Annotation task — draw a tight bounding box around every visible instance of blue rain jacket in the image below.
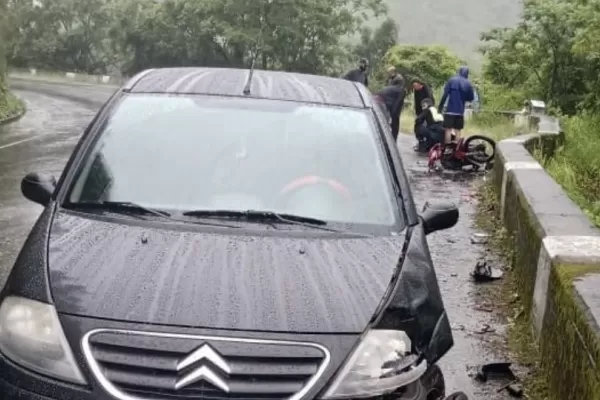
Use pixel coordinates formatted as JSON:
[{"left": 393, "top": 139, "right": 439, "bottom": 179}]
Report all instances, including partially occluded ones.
[{"left": 438, "top": 66, "right": 474, "bottom": 115}]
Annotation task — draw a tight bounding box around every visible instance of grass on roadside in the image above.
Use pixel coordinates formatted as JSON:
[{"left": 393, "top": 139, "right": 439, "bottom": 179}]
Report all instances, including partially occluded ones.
[
  {"left": 0, "top": 91, "right": 25, "bottom": 123},
  {"left": 475, "top": 182, "right": 550, "bottom": 400},
  {"left": 535, "top": 113, "right": 600, "bottom": 228},
  {"left": 399, "top": 109, "right": 530, "bottom": 142}
]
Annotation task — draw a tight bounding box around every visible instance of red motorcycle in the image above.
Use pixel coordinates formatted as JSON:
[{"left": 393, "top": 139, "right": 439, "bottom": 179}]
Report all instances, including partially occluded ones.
[{"left": 428, "top": 134, "right": 496, "bottom": 172}]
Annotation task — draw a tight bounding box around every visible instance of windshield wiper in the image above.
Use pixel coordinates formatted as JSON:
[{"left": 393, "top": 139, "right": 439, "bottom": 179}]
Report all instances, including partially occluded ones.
[
  {"left": 69, "top": 201, "right": 172, "bottom": 217},
  {"left": 67, "top": 201, "right": 240, "bottom": 228},
  {"left": 183, "top": 209, "right": 354, "bottom": 234}
]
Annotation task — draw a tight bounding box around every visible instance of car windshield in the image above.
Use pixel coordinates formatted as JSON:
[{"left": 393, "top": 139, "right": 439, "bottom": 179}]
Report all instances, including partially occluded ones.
[{"left": 66, "top": 94, "right": 401, "bottom": 228}]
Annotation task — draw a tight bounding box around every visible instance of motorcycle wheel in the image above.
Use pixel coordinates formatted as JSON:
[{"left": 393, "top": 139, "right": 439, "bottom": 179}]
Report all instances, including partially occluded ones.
[
  {"left": 421, "top": 364, "right": 446, "bottom": 400},
  {"left": 464, "top": 135, "right": 496, "bottom": 164}
]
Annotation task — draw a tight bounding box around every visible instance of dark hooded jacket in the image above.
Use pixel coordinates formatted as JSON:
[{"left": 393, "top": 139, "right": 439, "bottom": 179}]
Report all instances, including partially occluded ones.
[
  {"left": 342, "top": 68, "right": 369, "bottom": 87},
  {"left": 438, "top": 66, "right": 474, "bottom": 115},
  {"left": 413, "top": 81, "right": 435, "bottom": 116},
  {"left": 376, "top": 77, "right": 406, "bottom": 118}
]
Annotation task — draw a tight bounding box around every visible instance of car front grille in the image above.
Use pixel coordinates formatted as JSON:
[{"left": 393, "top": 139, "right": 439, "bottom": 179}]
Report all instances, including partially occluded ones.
[{"left": 82, "top": 329, "right": 329, "bottom": 400}]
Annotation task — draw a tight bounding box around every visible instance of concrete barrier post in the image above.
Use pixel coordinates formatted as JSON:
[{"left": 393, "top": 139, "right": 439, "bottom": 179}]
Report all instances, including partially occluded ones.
[
  {"left": 464, "top": 108, "right": 473, "bottom": 121},
  {"left": 533, "top": 236, "right": 600, "bottom": 335}
]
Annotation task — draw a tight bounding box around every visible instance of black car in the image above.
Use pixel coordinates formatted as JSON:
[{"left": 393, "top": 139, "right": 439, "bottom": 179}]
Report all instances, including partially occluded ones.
[{"left": 0, "top": 67, "right": 459, "bottom": 400}]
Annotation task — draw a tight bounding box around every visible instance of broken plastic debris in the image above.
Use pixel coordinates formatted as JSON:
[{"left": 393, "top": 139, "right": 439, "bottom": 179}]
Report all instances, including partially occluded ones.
[
  {"left": 472, "top": 260, "right": 504, "bottom": 282},
  {"left": 474, "top": 305, "right": 493, "bottom": 312},
  {"left": 470, "top": 233, "right": 489, "bottom": 244},
  {"left": 475, "top": 362, "right": 516, "bottom": 383},
  {"left": 507, "top": 383, "right": 524, "bottom": 397},
  {"left": 473, "top": 324, "right": 496, "bottom": 334}
]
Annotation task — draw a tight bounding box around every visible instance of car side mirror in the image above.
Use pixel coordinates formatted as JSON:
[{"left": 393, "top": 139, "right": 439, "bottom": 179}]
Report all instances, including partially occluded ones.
[
  {"left": 421, "top": 201, "right": 459, "bottom": 235},
  {"left": 21, "top": 172, "right": 57, "bottom": 206}
]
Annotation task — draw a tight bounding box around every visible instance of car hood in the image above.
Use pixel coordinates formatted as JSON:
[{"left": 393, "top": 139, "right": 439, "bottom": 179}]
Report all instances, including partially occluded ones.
[{"left": 47, "top": 212, "right": 404, "bottom": 333}]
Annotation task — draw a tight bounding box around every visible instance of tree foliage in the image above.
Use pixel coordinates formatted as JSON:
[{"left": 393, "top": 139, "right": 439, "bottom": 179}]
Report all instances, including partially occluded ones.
[
  {"left": 353, "top": 17, "right": 398, "bottom": 76},
  {"left": 380, "top": 44, "right": 463, "bottom": 88},
  {"left": 5, "top": 0, "right": 390, "bottom": 76},
  {"left": 480, "top": 0, "right": 600, "bottom": 115},
  {"left": 0, "top": 0, "right": 11, "bottom": 101}
]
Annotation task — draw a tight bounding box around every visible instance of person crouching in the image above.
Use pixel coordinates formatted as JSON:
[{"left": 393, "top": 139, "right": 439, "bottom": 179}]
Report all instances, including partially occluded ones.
[{"left": 414, "top": 98, "right": 445, "bottom": 152}]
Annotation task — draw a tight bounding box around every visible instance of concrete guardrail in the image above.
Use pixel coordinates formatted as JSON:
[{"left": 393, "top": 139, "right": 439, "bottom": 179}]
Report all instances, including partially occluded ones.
[{"left": 492, "top": 106, "right": 600, "bottom": 399}]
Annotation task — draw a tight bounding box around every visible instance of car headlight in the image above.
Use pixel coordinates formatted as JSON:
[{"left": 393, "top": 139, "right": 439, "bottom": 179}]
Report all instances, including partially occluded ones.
[
  {"left": 322, "top": 330, "right": 427, "bottom": 399},
  {"left": 0, "top": 296, "right": 87, "bottom": 384}
]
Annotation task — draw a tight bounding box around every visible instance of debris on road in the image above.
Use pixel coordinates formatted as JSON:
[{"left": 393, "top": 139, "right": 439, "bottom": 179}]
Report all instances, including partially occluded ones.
[
  {"left": 473, "top": 304, "right": 494, "bottom": 312},
  {"left": 475, "top": 362, "right": 516, "bottom": 383},
  {"left": 470, "top": 232, "right": 490, "bottom": 244},
  {"left": 472, "top": 260, "right": 504, "bottom": 282},
  {"left": 496, "top": 381, "right": 524, "bottom": 398},
  {"left": 474, "top": 324, "right": 496, "bottom": 334},
  {"left": 451, "top": 323, "right": 466, "bottom": 331},
  {"left": 506, "top": 383, "right": 524, "bottom": 397}
]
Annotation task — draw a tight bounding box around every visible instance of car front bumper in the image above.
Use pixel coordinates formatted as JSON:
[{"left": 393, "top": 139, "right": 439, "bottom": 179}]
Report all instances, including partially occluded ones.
[
  {"left": 0, "top": 330, "right": 433, "bottom": 400},
  {"left": 0, "top": 359, "right": 432, "bottom": 400},
  {"left": 1, "top": 378, "right": 55, "bottom": 400}
]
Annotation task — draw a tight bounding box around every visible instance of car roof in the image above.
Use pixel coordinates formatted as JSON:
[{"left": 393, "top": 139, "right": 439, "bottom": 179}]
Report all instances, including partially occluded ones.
[{"left": 123, "top": 67, "right": 369, "bottom": 108}]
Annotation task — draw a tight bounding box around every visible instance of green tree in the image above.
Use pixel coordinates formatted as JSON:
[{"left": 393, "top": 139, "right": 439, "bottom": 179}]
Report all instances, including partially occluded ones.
[
  {"left": 380, "top": 44, "right": 463, "bottom": 88},
  {"left": 112, "top": 0, "right": 387, "bottom": 75},
  {"left": 480, "top": 0, "right": 597, "bottom": 115},
  {"left": 9, "top": 0, "right": 119, "bottom": 74},
  {"left": 6, "top": 0, "right": 389, "bottom": 77},
  {"left": 353, "top": 18, "right": 398, "bottom": 76},
  {"left": 0, "top": 0, "right": 24, "bottom": 120},
  {"left": 0, "top": 0, "right": 10, "bottom": 102}
]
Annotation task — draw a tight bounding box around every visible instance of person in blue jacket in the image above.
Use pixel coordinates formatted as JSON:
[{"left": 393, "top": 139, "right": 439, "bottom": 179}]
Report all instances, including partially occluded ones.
[{"left": 438, "top": 66, "right": 474, "bottom": 146}]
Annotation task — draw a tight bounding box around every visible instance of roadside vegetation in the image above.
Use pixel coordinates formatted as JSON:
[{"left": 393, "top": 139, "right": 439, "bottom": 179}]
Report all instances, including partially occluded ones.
[
  {"left": 481, "top": 0, "right": 600, "bottom": 226},
  {"left": 475, "top": 183, "right": 550, "bottom": 399},
  {"left": 537, "top": 114, "right": 600, "bottom": 227},
  {"left": 0, "top": 0, "right": 24, "bottom": 123}
]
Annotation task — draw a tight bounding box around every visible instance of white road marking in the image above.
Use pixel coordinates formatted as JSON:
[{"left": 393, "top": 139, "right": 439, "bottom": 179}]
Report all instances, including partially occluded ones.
[{"left": 0, "top": 136, "right": 41, "bottom": 151}]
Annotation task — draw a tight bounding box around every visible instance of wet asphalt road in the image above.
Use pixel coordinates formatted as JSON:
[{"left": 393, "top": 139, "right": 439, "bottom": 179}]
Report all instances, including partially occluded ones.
[{"left": 0, "top": 80, "right": 511, "bottom": 399}]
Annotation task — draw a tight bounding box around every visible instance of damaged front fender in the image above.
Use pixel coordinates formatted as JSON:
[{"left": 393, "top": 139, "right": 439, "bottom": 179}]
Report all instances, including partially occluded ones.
[{"left": 373, "top": 222, "right": 453, "bottom": 364}]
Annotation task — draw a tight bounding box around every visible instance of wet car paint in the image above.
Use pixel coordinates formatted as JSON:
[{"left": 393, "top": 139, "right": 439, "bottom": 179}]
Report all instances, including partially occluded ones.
[
  {"left": 48, "top": 211, "right": 403, "bottom": 332},
  {"left": 1, "top": 81, "right": 513, "bottom": 398}
]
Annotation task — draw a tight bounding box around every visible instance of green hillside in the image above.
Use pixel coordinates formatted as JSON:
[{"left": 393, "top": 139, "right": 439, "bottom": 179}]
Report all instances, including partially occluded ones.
[{"left": 384, "top": 0, "right": 523, "bottom": 68}]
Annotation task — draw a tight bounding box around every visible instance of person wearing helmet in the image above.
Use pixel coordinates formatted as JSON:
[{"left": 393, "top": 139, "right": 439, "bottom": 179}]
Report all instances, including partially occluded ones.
[
  {"left": 414, "top": 97, "right": 444, "bottom": 152},
  {"left": 342, "top": 58, "right": 370, "bottom": 87}
]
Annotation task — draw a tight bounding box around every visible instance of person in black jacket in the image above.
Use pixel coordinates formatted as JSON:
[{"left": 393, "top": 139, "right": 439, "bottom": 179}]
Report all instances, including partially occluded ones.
[
  {"left": 413, "top": 98, "right": 445, "bottom": 152},
  {"left": 342, "top": 58, "right": 369, "bottom": 87},
  {"left": 376, "top": 75, "right": 406, "bottom": 141},
  {"left": 386, "top": 66, "right": 399, "bottom": 85},
  {"left": 411, "top": 78, "right": 435, "bottom": 116}
]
